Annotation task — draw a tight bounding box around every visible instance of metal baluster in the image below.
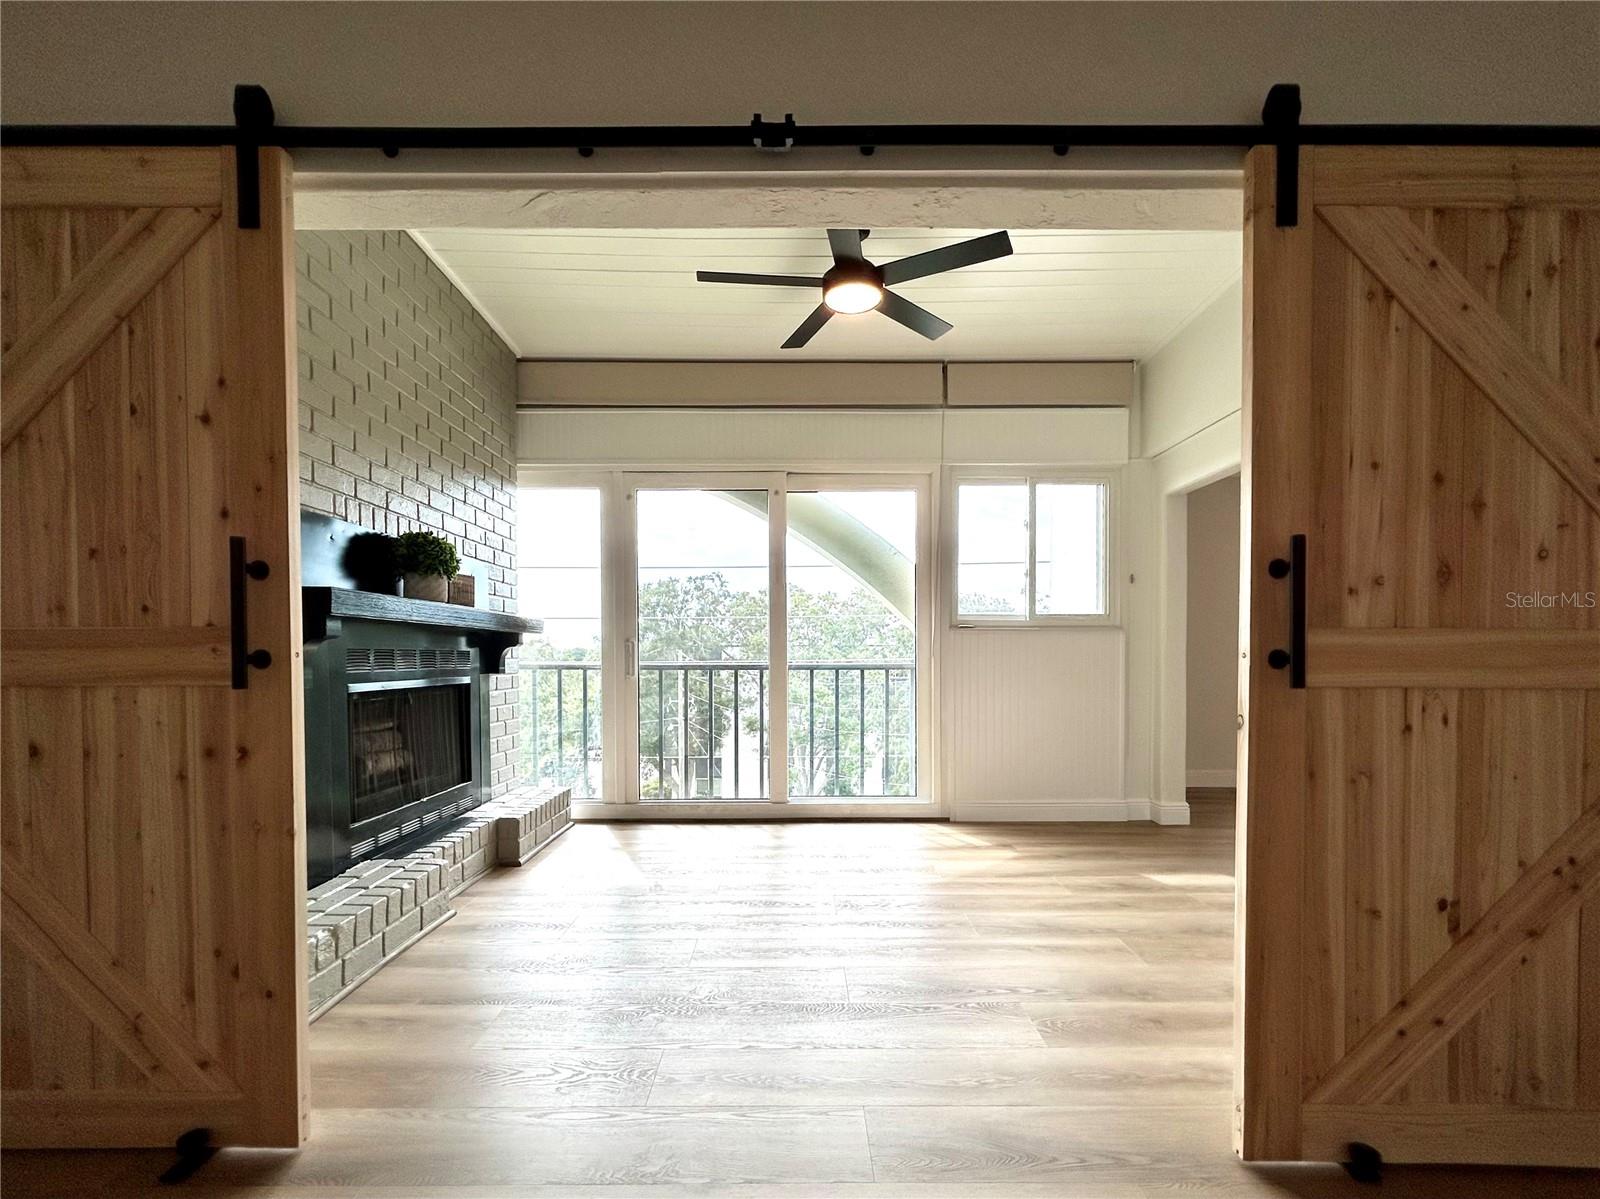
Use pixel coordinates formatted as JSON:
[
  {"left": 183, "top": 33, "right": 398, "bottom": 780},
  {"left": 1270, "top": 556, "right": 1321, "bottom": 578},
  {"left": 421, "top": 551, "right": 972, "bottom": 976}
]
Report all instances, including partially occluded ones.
[
  {"left": 534, "top": 662, "right": 547, "bottom": 784},
  {"left": 656, "top": 669, "right": 665, "bottom": 797},
  {"left": 833, "top": 667, "right": 841, "bottom": 796},
  {"left": 758, "top": 667, "right": 766, "bottom": 798},
  {"left": 882, "top": 667, "right": 891, "bottom": 794},
  {"left": 556, "top": 668, "right": 565, "bottom": 786},
  {"left": 679, "top": 668, "right": 689, "bottom": 799},
  {"left": 906, "top": 668, "right": 915, "bottom": 793},
  {"left": 858, "top": 668, "right": 866, "bottom": 796},
  {"left": 580, "top": 666, "right": 590, "bottom": 797},
  {"left": 807, "top": 669, "right": 816, "bottom": 795},
  {"left": 706, "top": 667, "right": 716, "bottom": 798},
  {"left": 732, "top": 667, "right": 740, "bottom": 798}
]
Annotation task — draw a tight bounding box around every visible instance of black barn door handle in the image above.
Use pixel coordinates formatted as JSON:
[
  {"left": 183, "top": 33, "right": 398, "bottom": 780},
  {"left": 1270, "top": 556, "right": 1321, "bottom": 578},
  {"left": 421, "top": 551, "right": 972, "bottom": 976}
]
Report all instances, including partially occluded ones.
[
  {"left": 1266, "top": 533, "right": 1307, "bottom": 690},
  {"left": 229, "top": 535, "right": 273, "bottom": 689}
]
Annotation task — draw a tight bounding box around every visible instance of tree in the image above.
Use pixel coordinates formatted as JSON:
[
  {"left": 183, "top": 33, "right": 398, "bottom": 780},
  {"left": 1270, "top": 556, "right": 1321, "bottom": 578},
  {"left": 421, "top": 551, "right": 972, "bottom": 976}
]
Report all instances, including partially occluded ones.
[{"left": 520, "top": 572, "right": 918, "bottom": 798}]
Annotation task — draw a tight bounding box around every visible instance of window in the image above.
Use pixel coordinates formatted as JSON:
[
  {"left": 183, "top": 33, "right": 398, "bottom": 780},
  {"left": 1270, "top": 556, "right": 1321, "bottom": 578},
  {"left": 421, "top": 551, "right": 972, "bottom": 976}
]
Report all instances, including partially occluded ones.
[
  {"left": 518, "top": 486, "right": 604, "bottom": 798},
  {"left": 515, "top": 472, "right": 933, "bottom": 808},
  {"left": 954, "top": 477, "right": 1110, "bottom": 623}
]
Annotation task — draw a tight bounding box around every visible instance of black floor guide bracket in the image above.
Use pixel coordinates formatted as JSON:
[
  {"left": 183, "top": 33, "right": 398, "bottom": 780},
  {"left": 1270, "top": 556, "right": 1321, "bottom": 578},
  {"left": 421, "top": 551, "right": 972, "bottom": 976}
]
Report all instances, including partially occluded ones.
[
  {"left": 158, "top": 1127, "right": 217, "bottom": 1185},
  {"left": 1342, "top": 1141, "right": 1384, "bottom": 1185}
]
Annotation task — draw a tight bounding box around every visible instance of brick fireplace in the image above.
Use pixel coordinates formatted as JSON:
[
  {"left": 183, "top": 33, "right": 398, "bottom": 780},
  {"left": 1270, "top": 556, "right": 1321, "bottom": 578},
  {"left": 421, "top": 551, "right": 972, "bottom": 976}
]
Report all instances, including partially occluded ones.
[
  {"left": 298, "top": 509, "right": 571, "bottom": 1016},
  {"left": 300, "top": 510, "right": 537, "bottom": 886}
]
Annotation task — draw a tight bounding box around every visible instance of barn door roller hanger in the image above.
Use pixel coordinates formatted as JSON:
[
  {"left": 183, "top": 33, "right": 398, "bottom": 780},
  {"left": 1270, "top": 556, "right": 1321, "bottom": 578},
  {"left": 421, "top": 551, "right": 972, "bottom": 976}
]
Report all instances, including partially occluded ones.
[{"left": 6, "top": 83, "right": 1596, "bottom": 230}]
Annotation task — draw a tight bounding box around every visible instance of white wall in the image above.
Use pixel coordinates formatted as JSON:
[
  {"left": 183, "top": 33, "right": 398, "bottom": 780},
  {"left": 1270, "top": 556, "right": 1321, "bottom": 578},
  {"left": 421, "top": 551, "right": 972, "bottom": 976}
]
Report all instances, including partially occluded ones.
[
  {"left": 5, "top": 3, "right": 1595, "bottom": 126},
  {"left": 1125, "top": 276, "right": 1247, "bottom": 825},
  {"left": 513, "top": 344, "right": 1248, "bottom": 827},
  {"left": 1186, "top": 474, "right": 1241, "bottom": 787},
  {"left": 1140, "top": 278, "right": 1244, "bottom": 458},
  {"left": 516, "top": 407, "right": 1131, "bottom": 472},
  {"left": 519, "top": 361, "right": 1135, "bottom": 408},
  {"left": 518, "top": 404, "right": 1145, "bottom": 820}
]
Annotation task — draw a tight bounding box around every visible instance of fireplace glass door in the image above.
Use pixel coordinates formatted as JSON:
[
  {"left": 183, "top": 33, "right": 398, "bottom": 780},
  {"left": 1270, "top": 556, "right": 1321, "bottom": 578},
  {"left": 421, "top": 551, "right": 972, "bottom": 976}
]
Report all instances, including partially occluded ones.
[{"left": 348, "top": 681, "right": 472, "bottom": 826}]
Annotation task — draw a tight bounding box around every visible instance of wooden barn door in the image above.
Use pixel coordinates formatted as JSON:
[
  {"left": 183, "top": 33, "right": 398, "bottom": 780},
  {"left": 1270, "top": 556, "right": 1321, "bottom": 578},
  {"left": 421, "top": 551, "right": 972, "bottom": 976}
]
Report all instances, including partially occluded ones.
[
  {"left": 1237, "top": 145, "right": 1600, "bottom": 1165},
  {"left": 0, "top": 148, "right": 306, "bottom": 1147}
]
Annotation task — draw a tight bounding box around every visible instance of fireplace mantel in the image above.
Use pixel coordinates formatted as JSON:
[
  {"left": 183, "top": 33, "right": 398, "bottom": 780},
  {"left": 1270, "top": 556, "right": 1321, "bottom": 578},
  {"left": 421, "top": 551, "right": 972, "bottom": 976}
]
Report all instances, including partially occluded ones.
[{"left": 302, "top": 587, "right": 542, "bottom": 673}]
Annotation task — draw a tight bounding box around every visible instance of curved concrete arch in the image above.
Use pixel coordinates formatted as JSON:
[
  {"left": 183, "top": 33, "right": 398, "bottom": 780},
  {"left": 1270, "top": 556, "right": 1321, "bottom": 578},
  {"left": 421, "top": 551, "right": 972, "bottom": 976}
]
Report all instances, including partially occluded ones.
[{"left": 719, "top": 491, "right": 913, "bottom": 624}]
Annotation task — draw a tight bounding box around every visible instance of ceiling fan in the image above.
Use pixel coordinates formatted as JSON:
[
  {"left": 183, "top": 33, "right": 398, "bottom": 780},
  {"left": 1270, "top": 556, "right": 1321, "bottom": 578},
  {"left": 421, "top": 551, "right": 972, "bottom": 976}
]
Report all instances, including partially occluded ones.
[{"left": 695, "top": 229, "right": 1014, "bottom": 349}]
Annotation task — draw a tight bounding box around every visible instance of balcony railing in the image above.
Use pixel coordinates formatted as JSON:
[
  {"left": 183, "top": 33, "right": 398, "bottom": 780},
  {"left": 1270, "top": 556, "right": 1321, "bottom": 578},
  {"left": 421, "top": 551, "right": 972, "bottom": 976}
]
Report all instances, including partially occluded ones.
[{"left": 520, "top": 660, "right": 915, "bottom": 800}]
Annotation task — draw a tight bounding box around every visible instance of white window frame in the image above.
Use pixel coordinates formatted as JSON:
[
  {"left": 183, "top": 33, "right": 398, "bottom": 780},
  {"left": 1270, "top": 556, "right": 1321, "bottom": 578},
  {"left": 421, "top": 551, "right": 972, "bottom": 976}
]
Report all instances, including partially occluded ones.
[
  {"left": 517, "top": 466, "right": 939, "bottom": 815},
  {"left": 784, "top": 472, "right": 934, "bottom": 809},
  {"left": 515, "top": 469, "right": 623, "bottom": 802},
  {"left": 946, "top": 469, "right": 1119, "bottom": 629}
]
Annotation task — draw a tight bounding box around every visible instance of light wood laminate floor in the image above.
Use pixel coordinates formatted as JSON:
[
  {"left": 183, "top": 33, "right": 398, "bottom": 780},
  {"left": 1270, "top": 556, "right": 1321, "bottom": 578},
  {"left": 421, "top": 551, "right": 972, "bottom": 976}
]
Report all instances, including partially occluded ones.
[{"left": 5, "top": 794, "right": 1594, "bottom": 1196}]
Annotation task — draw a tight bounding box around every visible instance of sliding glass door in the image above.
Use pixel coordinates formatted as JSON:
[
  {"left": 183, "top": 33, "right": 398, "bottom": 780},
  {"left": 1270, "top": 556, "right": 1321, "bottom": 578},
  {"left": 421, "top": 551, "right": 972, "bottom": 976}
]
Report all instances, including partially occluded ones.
[
  {"left": 633, "top": 480, "right": 774, "bottom": 800},
  {"left": 518, "top": 484, "right": 604, "bottom": 798},
  {"left": 785, "top": 483, "right": 921, "bottom": 799},
  {"left": 519, "top": 470, "right": 931, "bottom": 810}
]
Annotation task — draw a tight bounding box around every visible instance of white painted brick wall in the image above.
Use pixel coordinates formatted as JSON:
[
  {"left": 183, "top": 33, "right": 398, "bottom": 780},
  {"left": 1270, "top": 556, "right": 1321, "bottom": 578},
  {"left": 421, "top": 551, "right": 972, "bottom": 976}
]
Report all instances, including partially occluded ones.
[{"left": 295, "top": 231, "right": 522, "bottom": 795}]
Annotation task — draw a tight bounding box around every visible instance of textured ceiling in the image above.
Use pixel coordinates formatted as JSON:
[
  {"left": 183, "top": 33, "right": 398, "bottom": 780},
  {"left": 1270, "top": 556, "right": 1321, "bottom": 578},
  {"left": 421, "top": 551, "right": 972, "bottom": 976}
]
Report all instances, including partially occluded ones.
[{"left": 413, "top": 227, "right": 1241, "bottom": 361}]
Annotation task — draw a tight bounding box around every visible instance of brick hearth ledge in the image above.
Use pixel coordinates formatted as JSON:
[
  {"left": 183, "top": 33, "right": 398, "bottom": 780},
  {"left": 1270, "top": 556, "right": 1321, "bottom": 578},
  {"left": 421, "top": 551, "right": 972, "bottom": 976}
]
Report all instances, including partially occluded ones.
[{"left": 304, "top": 784, "right": 572, "bottom": 1018}]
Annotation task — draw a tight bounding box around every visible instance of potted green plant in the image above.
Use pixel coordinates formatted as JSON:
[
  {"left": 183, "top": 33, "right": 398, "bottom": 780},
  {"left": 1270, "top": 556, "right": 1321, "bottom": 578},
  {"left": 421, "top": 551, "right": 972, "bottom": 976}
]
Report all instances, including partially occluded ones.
[{"left": 393, "top": 530, "right": 459, "bottom": 602}]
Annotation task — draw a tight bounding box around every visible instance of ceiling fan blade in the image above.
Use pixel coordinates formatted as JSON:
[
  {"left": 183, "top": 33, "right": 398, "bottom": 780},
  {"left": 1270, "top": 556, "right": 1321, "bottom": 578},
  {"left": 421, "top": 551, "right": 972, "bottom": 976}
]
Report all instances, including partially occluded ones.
[
  {"left": 781, "top": 303, "right": 834, "bottom": 349},
  {"left": 877, "top": 290, "right": 953, "bottom": 341},
  {"left": 826, "top": 228, "right": 864, "bottom": 262},
  {"left": 697, "top": 271, "right": 824, "bottom": 287},
  {"left": 880, "top": 230, "right": 1014, "bottom": 286}
]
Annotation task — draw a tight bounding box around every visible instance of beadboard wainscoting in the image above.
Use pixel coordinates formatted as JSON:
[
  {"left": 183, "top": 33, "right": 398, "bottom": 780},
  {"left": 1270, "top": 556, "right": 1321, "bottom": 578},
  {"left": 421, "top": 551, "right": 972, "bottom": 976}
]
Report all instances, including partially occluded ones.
[{"left": 940, "top": 626, "right": 1136, "bottom": 821}]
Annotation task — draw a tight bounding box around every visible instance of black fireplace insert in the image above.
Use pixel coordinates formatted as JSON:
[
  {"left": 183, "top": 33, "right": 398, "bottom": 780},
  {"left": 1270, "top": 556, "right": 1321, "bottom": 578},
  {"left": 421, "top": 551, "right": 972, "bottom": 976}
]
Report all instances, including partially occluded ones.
[
  {"left": 348, "top": 679, "right": 472, "bottom": 827},
  {"left": 303, "top": 625, "right": 488, "bottom": 886}
]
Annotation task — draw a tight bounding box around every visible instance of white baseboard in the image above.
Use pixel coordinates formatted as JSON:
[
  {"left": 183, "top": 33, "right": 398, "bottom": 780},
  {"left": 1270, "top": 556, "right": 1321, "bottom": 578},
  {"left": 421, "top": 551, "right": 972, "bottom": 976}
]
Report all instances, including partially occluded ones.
[
  {"left": 1130, "top": 797, "right": 1192, "bottom": 825},
  {"left": 954, "top": 798, "right": 1159, "bottom": 823},
  {"left": 1187, "top": 769, "right": 1237, "bottom": 789},
  {"left": 573, "top": 800, "right": 940, "bottom": 820},
  {"left": 1150, "top": 799, "right": 1192, "bottom": 826}
]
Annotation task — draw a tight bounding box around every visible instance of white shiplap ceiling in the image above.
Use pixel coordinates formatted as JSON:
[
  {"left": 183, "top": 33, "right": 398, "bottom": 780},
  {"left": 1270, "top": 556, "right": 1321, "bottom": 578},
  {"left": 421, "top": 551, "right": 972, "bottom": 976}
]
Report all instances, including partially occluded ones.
[{"left": 412, "top": 228, "right": 1241, "bottom": 361}]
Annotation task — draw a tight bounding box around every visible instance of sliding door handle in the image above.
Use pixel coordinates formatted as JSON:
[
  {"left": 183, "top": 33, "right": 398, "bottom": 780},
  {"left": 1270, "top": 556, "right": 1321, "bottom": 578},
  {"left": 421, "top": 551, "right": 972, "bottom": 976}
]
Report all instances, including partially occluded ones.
[
  {"left": 229, "top": 535, "right": 273, "bottom": 689},
  {"left": 625, "top": 637, "right": 638, "bottom": 678},
  {"left": 1266, "top": 533, "right": 1306, "bottom": 690}
]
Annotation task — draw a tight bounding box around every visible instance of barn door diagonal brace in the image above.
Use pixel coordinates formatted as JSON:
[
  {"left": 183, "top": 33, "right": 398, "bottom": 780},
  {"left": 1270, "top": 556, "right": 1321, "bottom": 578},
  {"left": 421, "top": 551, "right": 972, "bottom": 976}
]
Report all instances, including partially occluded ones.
[
  {"left": 232, "top": 83, "right": 275, "bottom": 229},
  {"left": 1262, "top": 83, "right": 1302, "bottom": 227}
]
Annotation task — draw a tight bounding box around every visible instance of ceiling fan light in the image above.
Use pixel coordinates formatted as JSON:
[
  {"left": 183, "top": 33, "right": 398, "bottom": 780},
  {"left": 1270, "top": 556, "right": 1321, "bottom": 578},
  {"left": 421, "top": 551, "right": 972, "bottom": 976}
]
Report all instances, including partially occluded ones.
[{"left": 823, "top": 279, "right": 883, "bottom": 314}]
